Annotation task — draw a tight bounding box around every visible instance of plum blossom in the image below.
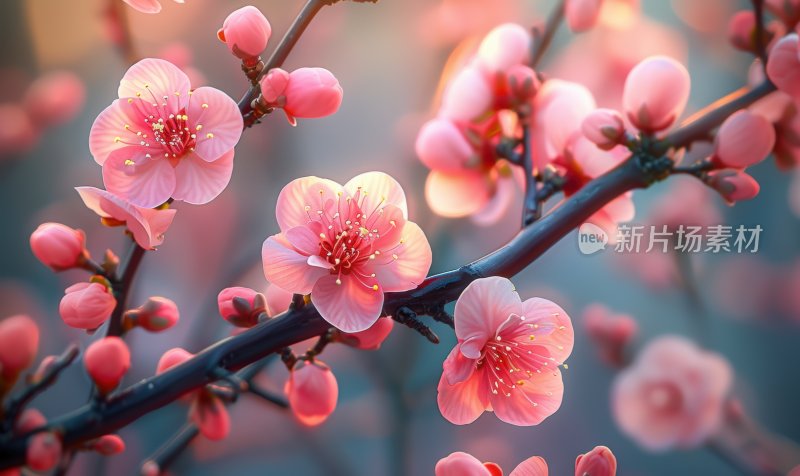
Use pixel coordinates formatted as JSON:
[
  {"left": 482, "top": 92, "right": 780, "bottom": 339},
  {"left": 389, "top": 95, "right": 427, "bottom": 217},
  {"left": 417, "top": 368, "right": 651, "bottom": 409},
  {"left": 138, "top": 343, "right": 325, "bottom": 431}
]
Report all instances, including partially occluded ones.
[
  {"left": 76, "top": 187, "right": 176, "bottom": 250},
  {"left": 622, "top": 56, "right": 691, "bottom": 134},
  {"left": 435, "top": 446, "right": 617, "bottom": 476},
  {"left": 122, "top": 0, "right": 185, "bottom": 14},
  {"left": 26, "top": 432, "right": 61, "bottom": 472},
  {"left": 217, "top": 286, "right": 267, "bottom": 328},
  {"left": 285, "top": 360, "right": 338, "bottom": 426},
  {"left": 583, "top": 304, "right": 637, "bottom": 367},
  {"left": 23, "top": 71, "right": 85, "bottom": 127},
  {"left": 59, "top": 282, "right": 117, "bottom": 330},
  {"left": 262, "top": 172, "right": 432, "bottom": 333},
  {"left": 612, "top": 336, "right": 732, "bottom": 451},
  {"left": 0, "top": 315, "right": 39, "bottom": 384},
  {"left": 217, "top": 6, "right": 272, "bottom": 61},
  {"left": 437, "top": 277, "right": 573, "bottom": 426},
  {"left": 89, "top": 58, "right": 243, "bottom": 208}
]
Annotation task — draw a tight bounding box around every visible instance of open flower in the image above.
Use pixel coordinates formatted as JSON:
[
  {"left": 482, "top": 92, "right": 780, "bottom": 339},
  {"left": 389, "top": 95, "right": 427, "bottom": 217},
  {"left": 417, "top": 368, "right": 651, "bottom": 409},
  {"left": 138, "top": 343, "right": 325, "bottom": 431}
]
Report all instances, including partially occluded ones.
[
  {"left": 262, "top": 172, "right": 432, "bottom": 332},
  {"left": 76, "top": 187, "right": 176, "bottom": 250},
  {"left": 89, "top": 58, "right": 243, "bottom": 208},
  {"left": 437, "top": 277, "right": 574, "bottom": 426}
]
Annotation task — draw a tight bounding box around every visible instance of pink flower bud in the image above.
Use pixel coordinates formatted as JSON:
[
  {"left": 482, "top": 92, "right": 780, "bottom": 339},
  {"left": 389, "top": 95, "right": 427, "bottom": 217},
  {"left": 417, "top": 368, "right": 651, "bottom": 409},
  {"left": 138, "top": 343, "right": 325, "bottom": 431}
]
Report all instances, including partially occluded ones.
[
  {"left": 622, "top": 56, "right": 691, "bottom": 133},
  {"left": 189, "top": 392, "right": 230, "bottom": 440},
  {"left": 285, "top": 360, "right": 338, "bottom": 427},
  {"left": 767, "top": 34, "right": 800, "bottom": 100},
  {"left": 26, "top": 432, "right": 61, "bottom": 472},
  {"left": 0, "top": 315, "right": 39, "bottom": 381},
  {"left": 91, "top": 434, "right": 126, "bottom": 455},
  {"left": 217, "top": 6, "right": 272, "bottom": 61},
  {"left": 84, "top": 337, "right": 130, "bottom": 394},
  {"left": 575, "top": 446, "right": 617, "bottom": 476},
  {"left": 728, "top": 11, "right": 758, "bottom": 52},
  {"left": 156, "top": 347, "right": 193, "bottom": 374},
  {"left": 264, "top": 284, "right": 293, "bottom": 317},
  {"left": 15, "top": 409, "right": 46, "bottom": 434},
  {"left": 504, "top": 64, "right": 540, "bottom": 104},
  {"left": 22, "top": 71, "right": 85, "bottom": 128},
  {"left": 565, "top": 0, "right": 604, "bottom": 33},
  {"left": 282, "top": 68, "right": 343, "bottom": 120},
  {"left": 58, "top": 282, "right": 116, "bottom": 330},
  {"left": 341, "top": 317, "right": 394, "bottom": 350},
  {"left": 475, "top": 23, "right": 531, "bottom": 72},
  {"left": 441, "top": 66, "right": 492, "bottom": 122},
  {"left": 217, "top": 287, "right": 266, "bottom": 328},
  {"left": 583, "top": 304, "right": 637, "bottom": 367},
  {"left": 259, "top": 68, "right": 290, "bottom": 104},
  {"left": 582, "top": 109, "right": 626, "bottom": 150},
  {"left": 714, "top": 110, "right": 776, "bottom": 168},
  {"left": 30, "top": 223, "right": 87, "bottom": 271},
  {"left": 415, "top": 119, "right": 473, "bottom": 172},
  {"left": 708, "top": 169, "right": 761, "bottom": 203},
  {"left": 0, "top": 103, "right": 38, "bottom": 156},
  {"left": 127, "top": 296, "right": 180, "bottom": 332}
]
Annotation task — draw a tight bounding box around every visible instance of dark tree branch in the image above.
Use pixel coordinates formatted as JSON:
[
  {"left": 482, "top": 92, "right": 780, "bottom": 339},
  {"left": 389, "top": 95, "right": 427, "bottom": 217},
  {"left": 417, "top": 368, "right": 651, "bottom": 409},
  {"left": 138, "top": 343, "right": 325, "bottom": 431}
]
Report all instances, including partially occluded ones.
[
  {"left": 530, "top": 0, "right": 565, "bottom": 69},
  {"left": 751, "top": 0, "right": 768, "bottom": 66},
  {"left": 105, "top": 241, "right": 147, "bottom": 337}
]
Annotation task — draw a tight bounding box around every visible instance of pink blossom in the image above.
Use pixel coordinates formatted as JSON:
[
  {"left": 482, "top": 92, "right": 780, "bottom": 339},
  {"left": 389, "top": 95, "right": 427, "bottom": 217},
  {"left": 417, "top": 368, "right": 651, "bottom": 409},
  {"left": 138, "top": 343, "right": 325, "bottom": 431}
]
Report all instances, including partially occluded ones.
[
  {"left": 612, "top": 336, "right": 732, "bottom": 451},
  {"left": 29, "top": 223, "right": 87, "bottom": 271},
  {"left": 583, "top": 304, "right": 637, "bottom": 367},
  {"left": 260, "top": 68, "right": 343, "bottom": 123},
  {"left": 122, "top": 0, "right": 185, "bottom": 14},
  {"left": 0, "top": 315, "right": 39, "bottom": 382},
  {"left": 441, "top": 66, "right": 493, "bottom": 122},
  {"left": 189, "top": 392, "right": 230, "bottom": 440},
  {"left": 125, "top": 296, "right": 180, "bottom": 332},
  {"left": 565, "top": 0, "right": 604, "bottom": 33},
  {"left": 437, "top": 277, "right": 573, "bottom": 426},
  {"left": 416, "top": 119, "right": 474, "bottom": 173},
  {"left": 23, "top": 71, "right": 85, "bottom": 127},
  {"left": 581, "top": 108, "right": 626, "bottom": 151},
  {"left": 59, "top": 282, "right": 117, "bottom": 330},
  {"left": 217, "top": 286, "right": 266, "bottom": 327},
  {"left": 714, "top": 110, "right": 775, "bottom": 168},
  {"left": 574, "top": 446, "right": 617, "bottom": 476},
  {"left": 707, "top": 169, "right": 760, "bottom": 203},
  {"left": 84, "top": 337, "right": 131, "bottom": 394},
  {"left": 475, "top": 23, "right": 531, "bottom": 72},
  {"left": 26, "top": 432, "right": 61, "bottom": 471},
  {"left": 89, "top": 58, "right": 243, "bottom": 208},
  {"left": 622, "top": 56, "right": 691, "bottom": 133},
  {"left": 767, "top": 34, "right": 800, "bottom": 100},
  {"left": 0, "top": 103, "right": 38, "bottom": 156},
  {"left": 285, "top": 360, "right": 338, "bottom": 426},
  {"left": 435, "top": 452, "right": 550, "bottom": 476},
  {"left": 262, "top": 172, "right": 432, "bottom": 333},
  {"left": 265, "top": 284, "right": 293, "bottom": 317},
  {"left": 91, "top": 434, "right": 126, "bottom": 455},
  {"left": 76, "top": 187, "right": 176, "bottom": 250},
  {"left": 218, "top": 6, "right": 272, "bottom": 61},
  {"left": 340, "top": 317, "right": 394, "bottom": 350}
]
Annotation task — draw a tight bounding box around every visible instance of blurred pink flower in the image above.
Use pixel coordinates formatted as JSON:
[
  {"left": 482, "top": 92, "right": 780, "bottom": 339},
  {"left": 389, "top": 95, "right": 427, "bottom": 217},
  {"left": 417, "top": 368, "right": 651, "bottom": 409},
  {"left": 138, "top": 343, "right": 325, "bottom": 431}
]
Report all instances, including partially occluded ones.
[
  {"left": 612, "top": 336, "right": 732, "bottom": 451},
  {"left": 29, "top": 223, "right": 87, "bottom": 272},
  {"left": 218, "top": 6, "right": 272, "bottom": 61},
  {"left": 0, "top": 315, "right": 39, "bottom": 383},
  {"left": 713, "top": 110, "right": 775, "bottom": 168},
  {"left": 89, "top": 58, "right": 243, "bottom": 208},
  {"left": 26, "top": 432, "right": 61, "bottom": 472},
  {"left": 646, "top": 177, "right": 721, "bottom": 230},
  {"left": 0, "top": 103, "right": 38, "bottom": 156},
  {"left": 707, "top": 169, "right": 760, "bottom": 203},
  {"left": 22, "top": 71, "right": 85, "bottom": 128},
  {"left": 84, "top": 337, "right": 131, "bottom": 395},
  {"left": 285, "top": 359, "right": 338, "bottom": 426},
  {"left": 122, "top": 0, "right": 185, "bottom": 14},
  {"left": 189, "top": 392, "right": 230, "bottom": 440},
  {"left": 76, "top": 187, "right": 176, "bottom": 250},
  {"left": 437, "top": 277, "right": 573, "bottom": 426},
  {"left": 622, "top": 56, "right": 690, "bottom": 133},
  {"left": 59, "top": 282, "right": 117, "bottom": 330},
  {"left": 767, "top": 34, "right": 800, "bottom": 100},
  {"left": 565, "top": 0, "right": 604, "bottom": 33},
  {"left": 765, "top": 0, "right": 800, "bottom": 28},
  {"left": 262, "top": 172, "right": 432, "bottom": 333},
  {"left": 417, "top": 0, "right": 523, "bottom": 47},
  {"left": 260, "top": 67, "right": 343, "bottom": 124},
  {"left": 582, "top": 304, "right": 637, "bottom": 367}
]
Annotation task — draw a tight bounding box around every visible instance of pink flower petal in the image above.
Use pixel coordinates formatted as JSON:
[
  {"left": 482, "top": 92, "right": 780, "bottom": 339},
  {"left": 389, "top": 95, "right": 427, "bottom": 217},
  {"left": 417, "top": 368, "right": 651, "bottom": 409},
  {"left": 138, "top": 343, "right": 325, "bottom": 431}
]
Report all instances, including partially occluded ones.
[
  {"left": 343, "top": 171, "right": 409, "bottom": 218},
  {"left": 476, "top": 23, "right": 531, "bottom": 72},
  {"left": 534, "top": 79, "right": 596, "bottom": 158},
  {"left": 471, "top": 175, "right": 517, "bottom": 226},
  {"left": 285, "top": 224, "right": 324, "bottom": 256},
  {"left": 442, "top": 345, "right": 476, "bottom": 385},
  {"left": 172, "top": 149, "right": 234, "bottom": 205},
  {"left": 89, "top": 100, "right": 150, "bottom": 165},
  {"left": 435, "top": 452, "right": 493, "bottom": 476},
  {"left": 565, "top": 0, "right": 603, "bottom": 33},
  {"left": 187, "top": 87, "right": 243, "bottom": 162},
  {"left": 622, "top": 56, "right": 691, "bottom": 133},
  {"left": 118, "top": 58, "right": 190, "bottom": 103},
  {"left": 311, "top": 275, "right": 383, "bottom": 333},
  {"left": 454, "top": 276, "right": 522, "bottom": 348},
  {"left": 122, "top": 0, "right": 162, "bottom": 14},
  {"left": 262, "top": 234, "right": 329, "bottom": 294},
  {"left": 425, "top": 170, "right": 491, "bottom": 218},
  {"left": 275, "top": 176, "right": 343, "bottom": 231},
  {"left": 508, "top": 456, "right": 549, "bottom": 476},
  {"left": 437, "top": 367, "right": 489, "bottom": 425},
  {"left": 520, "top": 297, "right": 574, "bottom": 364},
  {"left": 441, "top": 66, "right": 492, "bottom": 122},
  {"left": 136, "top": 207, "right": 177, "bottom": 248},
  {"left": 368, "top": 222, "right": 432, "bottom": 292},
  {"left": 102, "top": 149, "right": 176, "bottom": 208},
  {"left": 490, "top": 368, "right": 564, "bottom": 426},
  {"left": 416, "top": 119, "right": 473, "bottom": 172}
]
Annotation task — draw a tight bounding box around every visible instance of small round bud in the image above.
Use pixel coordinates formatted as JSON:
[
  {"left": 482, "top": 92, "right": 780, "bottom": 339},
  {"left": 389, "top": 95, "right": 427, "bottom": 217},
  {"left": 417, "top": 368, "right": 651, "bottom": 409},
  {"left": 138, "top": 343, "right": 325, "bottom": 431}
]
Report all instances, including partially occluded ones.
[
  {"left": 0, "top": 315, "right": 39, "bottom": 381},
  {"left": 84, "top": 337, "right": 131, "bottom": 395},
  {"left": 475, "top": 23, "right": 531, "bottom": 72},
  {"left": 91, "top": 434, "right": 126, "bottom": 455},
  {"left": 575, "top": 446, "right": 618, "bottom": 476},
  {"left": 156, "top": 347, "right": 193, "bottom": 375},
  {"left": 126, "top": 296, "right": 180, "bottom": 332},
  {"left": 285, "top": 360, "right": 338, "bottom": 427},
  {"left": 59, "top": 282, "right": 116, "bottom": 330},
  {"left": 708, "top": 169, "right": 761, "bottom": 203},
  {"left": 582, "top": 109, "right": 626, "bottom": 150},
  {"left": 259, "top": 68, "right": 290, "bottom": 104},
  {"left": 189, "top": 392, "right": 230, "bottom": 441},
  {"left": 714, "top": 110, "right": 776, "bottom": 168},
  {"left": 623, "top": 56, "right": 691, "bottom": 133},
  {"left": 280, "top": 68, "right": 343, "bottom": 121},
  {"left": 217, "top": 287, "right": 266, "bottom": 328},
  {"left": 218, "top": 6, "right": 272, "bottom": 61},
  {"left": 26, "top": 432, "right": 61, "bottom": 472},
  {"left": 30, "top": 223, "right": 87, "bottom": 271}
]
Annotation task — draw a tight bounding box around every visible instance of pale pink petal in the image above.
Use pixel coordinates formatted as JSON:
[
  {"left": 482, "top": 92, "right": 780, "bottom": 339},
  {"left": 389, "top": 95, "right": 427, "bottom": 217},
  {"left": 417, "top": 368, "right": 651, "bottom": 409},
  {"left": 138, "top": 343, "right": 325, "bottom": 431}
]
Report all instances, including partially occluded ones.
[
  {"left": 262, "top": 234, "right": 328, "bottom": 294},
  {"left": 368, "top": 222, "right": 432, "bottom": 292},
  {"left": 476, "top": 23, "right": 531, "bottom": 72},
  {"left": 311, "top": 275, "right": 383, "bottom": 332},
  {"left": 508, "top": 456, "right": 549, "bottom": 476},
  {"left": 437, "top": 368, "right": 490, "bottom": 425},
  {"left": 102, "top": 149, "right": 176, "bottom": 208},
  {"left": 344, "top": 171, "right": 408, "bottom": 218},
  {"left": 490, "top": 368, "right": 564, "bottom": 426},
  {"left": 425, "top": 170, "right": 491, "bottom": 218},
  {"left": 136, "top": 207, "right": 177, "bottom": 248},
  {"left": 454, "top": 276, "right": 522, "bottom": 348},
  {"left": 89, "top": 100, "right": 152, "bottom": 165},
  {"left": 623, "top": 56, "right": 691, "bottom": 133},
  {"left": 118, "top": 58, "right": 190, "bottom": 102},
  {"left": 172, "top": 150, "right": 234, "bottom": 205},
  {"left": 604, "top": 193, "right": 635, "bottom": 223},
  {"left": 565, "top": 0, "right": 603, "bottom": 32},
  {"left": 520, "top": 297, "right": 574, "bottom": 364},
  {"left": 265, "top": 284, "right": 293, "bottom": 317},
  {"left": 435, "top": 452, "right": 492, "bottom": 476},
  {"left": 536, "top": 80, "right": 596, "bottom": 155},
  {"left": 275, "top": 176, "right": 343, "bottom": 231},
  {"left": 767, "top": 34, "right": 800, "bottom": 99},
  {"left": 416, "top": 119, "right": 474, "bottom": 172},
  {"left": 471, "top": 175, "right": 517, "bottom": 226},
  {"left": 441, "top": 66, "right": 492, "bottom": 122},
  {"left": 285, "top": 224, "right": 323, "bottom": 256},
  {"left": 122, "top": 0, "right": 162, "bottom": 14},
  {"left": 442, "top": 345, "right": 476, "bottom": 386},
  {"left": 187, "top": 87, "right": 243, "bottom": 162}
]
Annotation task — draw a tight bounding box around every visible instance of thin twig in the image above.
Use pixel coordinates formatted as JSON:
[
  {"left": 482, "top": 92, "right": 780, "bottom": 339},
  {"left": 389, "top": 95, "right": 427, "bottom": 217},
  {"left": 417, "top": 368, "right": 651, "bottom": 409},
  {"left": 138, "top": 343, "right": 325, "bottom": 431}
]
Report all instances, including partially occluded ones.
[
  {"left": 751, "top": 0, "right": 768, "bottom": 66},
  {"left": 530, "top": 0, "right": 566, "bottom": 68},
  {"left": 106, "top": 240, "right": 147, "bottom": 338}
]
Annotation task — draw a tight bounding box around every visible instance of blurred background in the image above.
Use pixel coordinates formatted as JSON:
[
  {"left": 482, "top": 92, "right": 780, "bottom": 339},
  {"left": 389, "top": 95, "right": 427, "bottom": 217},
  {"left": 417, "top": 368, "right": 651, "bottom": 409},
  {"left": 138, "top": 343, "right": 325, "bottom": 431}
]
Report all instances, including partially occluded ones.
[{"left": 1, "top": 0, "right": 799, "bottom": 474}]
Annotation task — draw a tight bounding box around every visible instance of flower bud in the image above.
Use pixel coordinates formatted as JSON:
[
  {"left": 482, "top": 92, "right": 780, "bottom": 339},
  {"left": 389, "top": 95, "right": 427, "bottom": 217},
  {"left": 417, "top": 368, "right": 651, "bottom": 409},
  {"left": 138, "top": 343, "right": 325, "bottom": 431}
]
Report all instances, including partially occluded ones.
[
  {"left": 59, "top": 282, "right": 116, "bottom": 330},
  {"left": 91, "top": 434, "right": 126, "bottom": 455},
  {"left": 282, "top": 68, "right": 343, "bottom": 120},
  {"left": 766, "top": 34, "right": 800, "bottom": 100},
  {"left": 259, "top": 68, "right": 290, "bottom": 104},
  {"left": 285, "top": 360, "right": 338, "bottom": 426},
  {"left": 217, "top": 287, "right": 266, "bottom": 328},
  {"left": 30, "top": 223, "right": 87, "bottom": 271},
  {"left": 26, "top": 432, "right": 61, "bottom": 472},
  {"left": 189, "top": 392, "right": 230, "bottom": 440},
  {"left": 0, "top": 315, "right": 39, "bottom": 382},
  {"left": 714, "top": 110, "right": 776, "bottom": 168},
  {"left": 340, "top": 317, "right": 394, "bottom": 350},
  {"left": 575, "top": 445, "right": 617, "bottom": 476},
  {"left": 15, "top": 409, "right": 46, "bottom": 434},
  {"left": 728, "top": 11, "right": 760, "bottom": 52},
  {"left": 84, "top": 337, "right": 130, "bottom": 395},
  {"left": 582, "top": 109, "right": 626, "bottom": 150},
  {"left": 217, "top": 6, "right": 272, "bottom": 61},
  {"left": 125, "top": 296, "right": 180, "bottom": 332},
  {"left": 156, "top": 347, "right": 193, "bottom": 374},
  {"left": 565, "top": 0, "right": 604, "bottom": 33},
  {"left": 23, "top": 71, "right": 85, "bottom": 127},
  {"left": 415, "top": 119, "right": 473, "bottom": 172},
  {"left": 622, "top": 56, "right": 691, "bottom": 133},
  {"left": 475, "top": 23, "right": 531, "bottom": 72},
  {"left": 708, "top": 169, "right": 760, "bottom": 203},
  {"left": 504, "top": 64, "right": 540, "bottom": 105}
]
